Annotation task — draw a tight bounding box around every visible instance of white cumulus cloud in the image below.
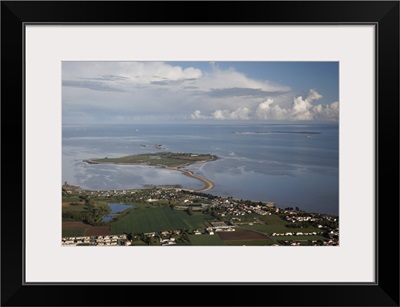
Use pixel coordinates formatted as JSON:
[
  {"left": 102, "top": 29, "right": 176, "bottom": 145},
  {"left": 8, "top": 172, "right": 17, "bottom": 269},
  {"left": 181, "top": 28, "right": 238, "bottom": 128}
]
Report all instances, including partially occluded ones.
[
  {"left": 63, "top": 62, "right": 337, "bottom": 124},
  {"left": 191, "top": 110, "right": 207, "bottom": 120},
  {"left": 255, "top": 98, "right": 288, "bottom": 120},
  {"left": 191, "top": 89, "right": 339, "bottom": 121},
  {"left": 312, "top": 101, "right": 339, "bottom": 120}
]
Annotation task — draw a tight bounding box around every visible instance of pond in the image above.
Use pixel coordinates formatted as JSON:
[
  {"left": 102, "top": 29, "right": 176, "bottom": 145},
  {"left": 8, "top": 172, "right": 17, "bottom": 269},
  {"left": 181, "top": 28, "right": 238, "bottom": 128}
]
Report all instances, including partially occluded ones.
[{"left": 102, "top": 203, "right": 134, "bottom": 222}]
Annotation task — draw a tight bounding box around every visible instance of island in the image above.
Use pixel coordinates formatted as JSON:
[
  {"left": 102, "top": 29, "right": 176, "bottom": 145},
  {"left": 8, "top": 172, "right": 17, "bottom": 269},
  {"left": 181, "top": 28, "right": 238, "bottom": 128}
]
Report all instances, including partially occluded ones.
[
  {"left": 234, "top": 131, "right": 321, "bottom": 135},
  {"left": 84, "top": 152, "right": 218, "bottom": 192}
]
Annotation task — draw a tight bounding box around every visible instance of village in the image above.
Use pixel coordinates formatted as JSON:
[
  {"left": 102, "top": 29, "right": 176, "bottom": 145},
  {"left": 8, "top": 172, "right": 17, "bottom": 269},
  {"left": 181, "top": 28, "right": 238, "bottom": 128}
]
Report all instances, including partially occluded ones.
[{"left": 62, "top": 185, "right": 339, "bottom": 246}]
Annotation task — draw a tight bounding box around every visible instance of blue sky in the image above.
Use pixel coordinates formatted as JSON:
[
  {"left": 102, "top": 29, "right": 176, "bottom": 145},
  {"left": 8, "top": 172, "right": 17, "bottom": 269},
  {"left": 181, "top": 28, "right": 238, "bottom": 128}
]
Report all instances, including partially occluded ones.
[{"left": 62, "top": 61, "right": 339, "bottom": 124}]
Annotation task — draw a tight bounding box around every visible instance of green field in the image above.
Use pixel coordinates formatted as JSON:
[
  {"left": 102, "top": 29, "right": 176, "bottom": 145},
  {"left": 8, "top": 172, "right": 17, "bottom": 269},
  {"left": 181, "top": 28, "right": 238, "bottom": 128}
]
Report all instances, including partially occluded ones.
[
  {"left": 62, "top": 229, "right": 85, "bottom": 237},
  {"left": 240, "top": 215, "right": 321, "bottom": 235},
  {"left": 187, "top": 234, "right": 225, "bottom": 245},
  {"left": 111, "top": 207, "right": 214, "bottom": 234},
  {"left": 259, "top": 214, "right": 287, "bottom": 225},
  {"left": 240, "top": 214, "right": 288, "bottom": 233}
]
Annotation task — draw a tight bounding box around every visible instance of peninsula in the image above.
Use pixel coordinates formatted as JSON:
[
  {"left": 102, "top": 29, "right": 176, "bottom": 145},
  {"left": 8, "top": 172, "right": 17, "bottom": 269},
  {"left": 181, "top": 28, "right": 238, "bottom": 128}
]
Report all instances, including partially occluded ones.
[{"left": 84, "top": 152, "right": 218, "bottom": 192}]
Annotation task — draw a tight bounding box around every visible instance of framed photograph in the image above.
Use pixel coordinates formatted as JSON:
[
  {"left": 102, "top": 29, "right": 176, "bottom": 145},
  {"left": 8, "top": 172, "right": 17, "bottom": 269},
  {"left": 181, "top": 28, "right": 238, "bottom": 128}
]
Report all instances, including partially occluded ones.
[{"left": 1, "top": 1, "right": 399, "bottom": 306}]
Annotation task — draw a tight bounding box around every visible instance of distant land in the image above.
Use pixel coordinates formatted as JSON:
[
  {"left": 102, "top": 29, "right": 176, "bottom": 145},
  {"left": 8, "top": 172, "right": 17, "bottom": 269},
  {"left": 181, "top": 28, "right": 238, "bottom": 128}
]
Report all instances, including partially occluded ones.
[{"left": 234, "top": 131, "right": 321, "bottom": 135}]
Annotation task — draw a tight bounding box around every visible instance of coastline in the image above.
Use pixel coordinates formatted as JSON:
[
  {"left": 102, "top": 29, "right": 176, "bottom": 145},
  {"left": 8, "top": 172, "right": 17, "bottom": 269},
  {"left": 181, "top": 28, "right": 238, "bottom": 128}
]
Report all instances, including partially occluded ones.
[{"left": 84, "top": 160, "right": 216, "bottom": 192}]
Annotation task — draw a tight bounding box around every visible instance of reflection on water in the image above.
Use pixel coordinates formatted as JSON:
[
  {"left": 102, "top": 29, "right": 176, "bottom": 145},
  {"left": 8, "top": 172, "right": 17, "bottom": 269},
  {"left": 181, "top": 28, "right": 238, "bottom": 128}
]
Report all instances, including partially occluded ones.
[
  {"left": 102, "top": 203, "right": 134, "bottom": 222},
  {"left": 63, "top": 123, "right": 338, "bottom": 215}
]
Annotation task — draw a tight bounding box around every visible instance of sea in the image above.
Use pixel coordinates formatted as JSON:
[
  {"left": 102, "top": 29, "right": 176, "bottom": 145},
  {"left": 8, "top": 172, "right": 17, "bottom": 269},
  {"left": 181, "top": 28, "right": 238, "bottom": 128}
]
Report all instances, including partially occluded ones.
[{"left": 62, "top": 123, "right": 339, "bottom": 215}]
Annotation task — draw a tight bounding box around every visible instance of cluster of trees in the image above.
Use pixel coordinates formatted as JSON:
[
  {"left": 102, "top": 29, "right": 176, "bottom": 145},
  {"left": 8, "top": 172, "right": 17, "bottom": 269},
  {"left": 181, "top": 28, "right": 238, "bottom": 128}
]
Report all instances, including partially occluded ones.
[
  {"left": 62, "top": 211, "right": 91, "bottom": 221},
  {"left": 62, "top": 196, "right": 111, "bottom": 226}
]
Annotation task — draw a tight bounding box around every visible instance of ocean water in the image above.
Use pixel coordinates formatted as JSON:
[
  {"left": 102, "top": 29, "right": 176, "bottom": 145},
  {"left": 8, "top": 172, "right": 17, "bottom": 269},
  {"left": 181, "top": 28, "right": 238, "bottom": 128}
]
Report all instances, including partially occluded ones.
[{"left": 62, "top": 123, "right": 338, "bottom": 215}]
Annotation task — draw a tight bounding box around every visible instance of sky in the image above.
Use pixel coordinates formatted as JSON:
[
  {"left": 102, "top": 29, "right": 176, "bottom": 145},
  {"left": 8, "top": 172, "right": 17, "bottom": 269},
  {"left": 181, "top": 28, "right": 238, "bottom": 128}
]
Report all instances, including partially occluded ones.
[{"left": 62, "top": 61, "right": 339, "bottom": 124}]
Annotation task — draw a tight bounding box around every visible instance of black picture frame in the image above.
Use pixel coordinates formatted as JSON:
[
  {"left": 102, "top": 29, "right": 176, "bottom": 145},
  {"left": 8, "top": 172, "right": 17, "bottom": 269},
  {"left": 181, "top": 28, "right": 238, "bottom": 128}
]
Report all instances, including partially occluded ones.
[{"left": 1, "top": 1, "right": 399, "bottom": 306}]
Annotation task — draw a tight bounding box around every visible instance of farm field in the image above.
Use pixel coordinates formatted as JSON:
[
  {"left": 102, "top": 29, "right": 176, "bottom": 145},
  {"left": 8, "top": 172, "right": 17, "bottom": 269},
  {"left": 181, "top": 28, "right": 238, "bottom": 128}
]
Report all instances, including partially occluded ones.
[
  {"left": 62, "top": 221, "right": 111, "bottom": 237},
  {"left": 85, "top": 226, "right": 111, "bottom": 236},
  {"left": 62, "top": 202, "right": 86, "bottom": 212},
  {"left": 62, "top": 229, "right": 85, "bottom": 237},
  {"left": 111, "top": 207, "right": 214, "bottom": 234},
  {"left": 187, "top": 234, "right": 224, "bottom": 245},
  {"left": 238, "top": 215, "right": 321, "bottom": 234},
  {"left": 238, "top": 214, "right": 290, "bottom": 233},
  {"left": 259, "top": 214, "right": 287, "bottom": 224},
  {"left": 62, "top": 221, "right": 87, "bottom": 237},
  {"left": 217, "top": 228, "right": 268, "bottom": 240},
  {"left": 216, "top": 228, "right": 276, "bottom": 245}
]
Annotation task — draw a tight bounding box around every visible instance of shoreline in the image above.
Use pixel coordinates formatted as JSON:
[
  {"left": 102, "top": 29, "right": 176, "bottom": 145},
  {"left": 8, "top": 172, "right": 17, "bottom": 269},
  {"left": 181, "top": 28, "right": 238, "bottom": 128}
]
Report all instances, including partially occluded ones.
[{"left": 83, "top": 160, "right": 216, "bottom": 192}]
